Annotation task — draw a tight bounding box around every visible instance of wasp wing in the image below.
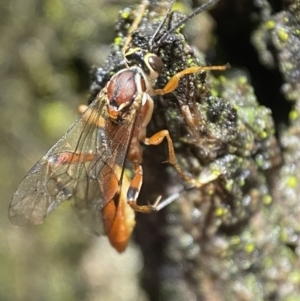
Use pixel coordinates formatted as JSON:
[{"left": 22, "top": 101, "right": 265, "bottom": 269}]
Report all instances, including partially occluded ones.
[{"left": 9, "top": 90, "right": 137, "bottom": 235}]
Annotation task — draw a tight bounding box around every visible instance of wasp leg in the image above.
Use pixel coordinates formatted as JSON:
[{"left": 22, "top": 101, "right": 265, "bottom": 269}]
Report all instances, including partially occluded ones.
[
  {"left": 143, "top": 130, "right": 208, "bottom": 187},
  {"left": 48, "top": 152, "right": 95, "bottom": 167},
  {"left": 154, "top": 64, "right": 229, "bottom": 95},
  {"left": 42, "top": 151, "right": 100, "bottom": 214},
  {"left": 122, "top": 0, "right": 149, "bottom": 56},
  {"left": 127, "top": 163, "right": 161, "bottom": 213}
]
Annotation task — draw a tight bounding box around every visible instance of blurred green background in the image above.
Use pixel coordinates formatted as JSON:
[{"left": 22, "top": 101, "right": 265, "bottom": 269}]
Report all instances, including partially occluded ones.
[{"left": 0, "top": 0, "right": 149, "bottom": 300}]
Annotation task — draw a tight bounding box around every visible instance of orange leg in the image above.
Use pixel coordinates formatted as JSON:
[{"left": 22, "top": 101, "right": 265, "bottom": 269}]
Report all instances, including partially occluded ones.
[
  {"left": 154, "top": 64, "right": 229, "bottom": 95},
  {"left": 126, "top": 163, "right": 161, "bottom": 213},
  {"left": 143, "top": 130, "right": 208, "bottom": 187},
  {"left": 122, "top": 0, "right": 149, "bottom": 56},
  {"left": 45, "top": 151, "right": 99, "bottom": 198},
  {"left": 48, "top": 152, "right": 95, "bottom": 167}
]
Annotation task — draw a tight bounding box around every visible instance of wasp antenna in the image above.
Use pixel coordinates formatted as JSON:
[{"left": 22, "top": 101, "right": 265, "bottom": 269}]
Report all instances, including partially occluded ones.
[
  {"left": 148, "top": 0, "right": 176, "bottom": 52},
  {"left": 123, "top": 0, "right": 150, "bottom": 56},
  {"left": 155, "top": 0, "right": 220, "bottom": 48}
]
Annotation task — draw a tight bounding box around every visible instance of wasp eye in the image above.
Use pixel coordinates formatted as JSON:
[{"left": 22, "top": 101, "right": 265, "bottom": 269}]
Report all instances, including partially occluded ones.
[{"left": 148, "top": 55, "right": 163, "bottom": 74}]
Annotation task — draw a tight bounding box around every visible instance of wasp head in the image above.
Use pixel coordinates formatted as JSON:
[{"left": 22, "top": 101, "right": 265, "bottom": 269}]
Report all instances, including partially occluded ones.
[{"left": 125, "top": 47, "right": 163, "bottom": 80}]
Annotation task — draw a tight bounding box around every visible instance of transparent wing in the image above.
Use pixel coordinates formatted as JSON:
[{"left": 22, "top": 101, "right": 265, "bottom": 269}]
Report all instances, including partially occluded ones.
[{"left": 9, "top": 90, "right": 137, "bottom": 235}]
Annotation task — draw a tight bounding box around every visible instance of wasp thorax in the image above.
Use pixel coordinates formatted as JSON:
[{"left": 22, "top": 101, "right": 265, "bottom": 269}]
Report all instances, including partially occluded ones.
[
  {"left": 107, "top": 69, "right": 138, "bottom": 120},
  {"left": 125, "top": 47, "right": 163, "bottom": 80}
]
